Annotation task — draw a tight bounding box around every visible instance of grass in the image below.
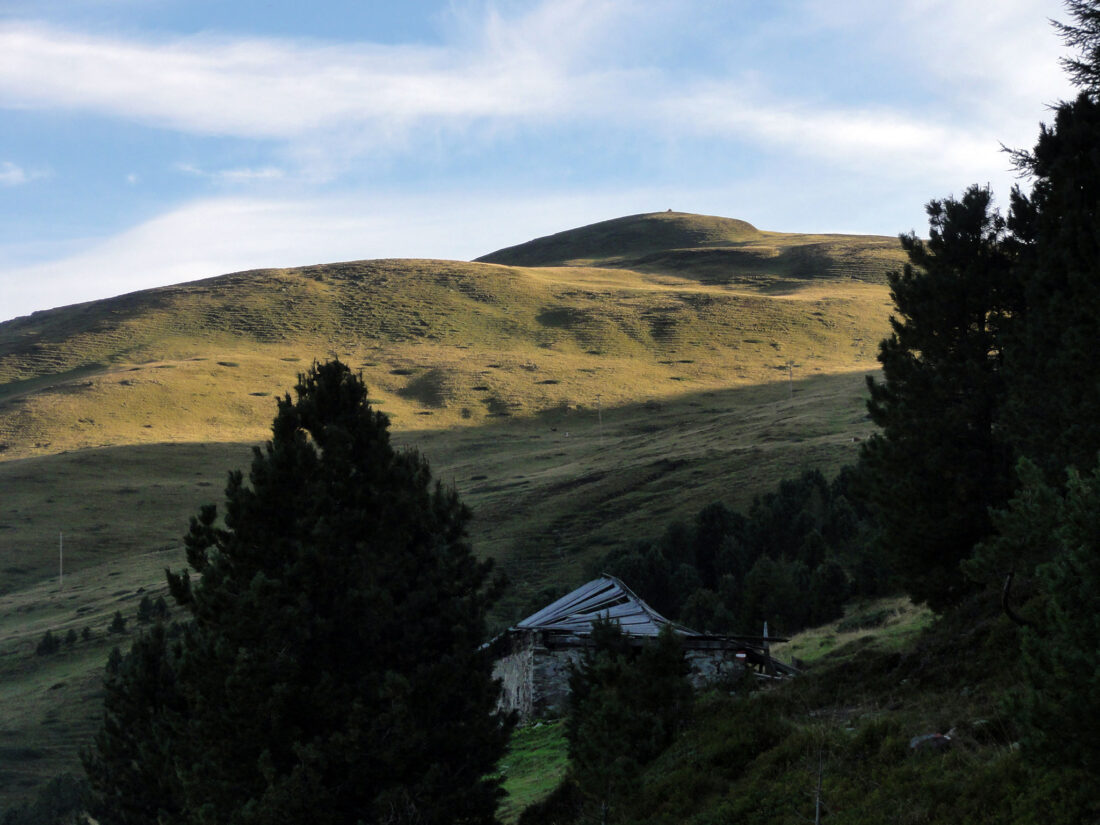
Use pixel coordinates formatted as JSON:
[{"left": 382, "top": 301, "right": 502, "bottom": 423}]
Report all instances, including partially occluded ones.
[
  {"left": 498, "top": 721, "right": 570, "bottom": 824},
  {"left": 0, "top": 370, "right": 881, "bottom": 617},
  {"left": 771, "top": 597, "right": 933, "bottom": 665},
  {"left": 0, "top": 554, "right": 182, "bottom": 802},
  {"left": 0, "top": 211, "right": 902, "bottom": 805},
  {"left": 605, "top": 594, "right": 1098, "bottom": 825},
  {"left": 490, "top": 597, "right": 1086, "bottom": 825},
  {"left": 476, "top": 212, "right": 907, "bottom": 285}
]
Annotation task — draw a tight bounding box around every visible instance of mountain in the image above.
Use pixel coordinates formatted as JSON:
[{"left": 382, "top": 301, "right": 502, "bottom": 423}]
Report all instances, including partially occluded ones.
[
  {"left": 476, "top": 211, "right": 904, "bottom": 283},
  {"left": 0, "top": 212, "right": 901, "bottom": 805}
]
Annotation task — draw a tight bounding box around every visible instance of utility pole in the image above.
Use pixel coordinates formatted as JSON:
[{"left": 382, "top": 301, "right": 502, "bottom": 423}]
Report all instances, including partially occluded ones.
[
  {"left": 814, "top": 746, "right": 823, "bottom": 825},
  {"left": 787, "top": 360, "right": 794, "bottom": 400},
  {"left": 596, "top": 394, "right": 604, "bottom": 446},
  {"left": 59, "top": 531, "right": 63, "bottom": 589}
]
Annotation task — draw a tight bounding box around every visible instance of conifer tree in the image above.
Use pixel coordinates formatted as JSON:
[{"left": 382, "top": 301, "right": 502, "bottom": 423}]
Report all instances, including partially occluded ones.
[
  {"left": 567, "top": 620, "right": 691, "bottom": 823},
  {"left": 991, "top": 462, "right": 1100, "bottom": 772},
  {"left": 861, "top": 186, "right": 1017, "bottom": 610},
  {"left": 1003, "top": 91, "right": 1100, "bottom": 477},
  {"left": 82, "top": 624, "right": 185, "bottom": 825},
  {"left": 86, "top": 360, "right": 511, "bottom": 825}
]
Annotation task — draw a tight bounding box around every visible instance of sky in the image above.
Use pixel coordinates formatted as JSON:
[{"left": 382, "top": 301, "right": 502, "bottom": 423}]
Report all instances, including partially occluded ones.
[{"left": 0, "top": 0, "right": 1077, "bottom": 322}]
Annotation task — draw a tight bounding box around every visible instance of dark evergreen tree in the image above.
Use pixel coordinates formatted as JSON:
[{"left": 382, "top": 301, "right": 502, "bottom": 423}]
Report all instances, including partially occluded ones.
[
  {"left": 808, "top": 560, "right": 850, "bottom": 626},
  {"left": 0, "top": 773, "right": 87, "bottom": 825},
  {"left": 135, "top": 595, "right": 154, "bottom": 624},
  {"left": 991, "top": 461, "right": 1100, "bottom": 773},
  {"left": 1003, "top": 91, "right": 1100, "bottom": 478},
  {"left": 679, "top": 588, "right": 731, "bottom": 633},
  {"left": 86, "top": 360, "right": 511, "bottom": 825},
  {"left": 107, "top": 611, "right": 127, "bottom": 634},
  {"left": 82, "top": 625, "right": 185, "bottom": 825},
  {"left": 1055, "top": 0, "right": 1100, "bottom": 90},
  {"left": 690, "top": 502, "right": 744, "bottom": 589},
  {"left": 861, "top": 185, "right": 1017, "bottom": 611},
  {"left": 567, "top": 620, "right": 691, "bottom": 823},
  {"left": 740, "top": 556, "right": 808, "bottom": 635},
  {"left": 34, "top": 630, "right": 59, "bottom": 656}
]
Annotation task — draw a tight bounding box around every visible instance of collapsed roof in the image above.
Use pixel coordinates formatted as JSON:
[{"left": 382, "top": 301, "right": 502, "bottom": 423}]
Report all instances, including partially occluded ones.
[
  {"left": 508, "top": 575, "right": 799, "bottom": 677},
  {"left": 515, "top": 575, "right": 697, "bottom": 638}
]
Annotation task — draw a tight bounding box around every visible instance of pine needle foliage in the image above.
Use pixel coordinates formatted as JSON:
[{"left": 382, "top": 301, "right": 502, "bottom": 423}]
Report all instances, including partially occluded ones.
[
  {"left": 861, "top": 186, "right": 1017, "bottom": 611},
  {"left": 86, "top": 359, "right": 512, "bottom": 825}
]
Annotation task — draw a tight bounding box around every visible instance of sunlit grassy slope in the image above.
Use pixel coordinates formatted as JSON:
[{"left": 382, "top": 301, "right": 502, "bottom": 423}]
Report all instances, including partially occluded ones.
[
  {"left": 0, "top": 261, "right": 894, "bottom": 458},
  {"left": 476, "top": 211, "right": 905, "bottom": 285},
  {"left": 0, "top": 212, "right": 902, "bottom": 805}
]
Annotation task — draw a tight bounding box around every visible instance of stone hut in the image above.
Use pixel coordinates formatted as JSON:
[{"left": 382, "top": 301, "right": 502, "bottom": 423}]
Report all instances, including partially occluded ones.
[{"left": 492, "top": 575, "right": 796, "bottom": 721}]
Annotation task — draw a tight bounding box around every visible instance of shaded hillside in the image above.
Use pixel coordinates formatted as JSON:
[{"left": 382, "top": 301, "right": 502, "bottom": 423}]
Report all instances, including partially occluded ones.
[
  {"left": 476, "top": 211, "right": 906, "bottom": 285},
  {"left": 0, "top": 370, "right": 876, "bottom": 599}
]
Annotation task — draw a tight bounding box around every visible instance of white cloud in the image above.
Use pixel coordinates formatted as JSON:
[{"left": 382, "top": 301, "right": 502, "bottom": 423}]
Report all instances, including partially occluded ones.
[
  {"left": 664, "top": 86, "right": 1005, "bottom": 183},
  {"left": 0, "top": 160, "right": 47, "bottom": 185},
  {"left": 0, "top": 14, "right": 581, "bottom": 140},
  {"left": 798, "top": 0, "right": 1072, "bottom": 126},
  {"left": 0, "top": 1, "right": 1073, "bottom": 177},
  {"left": 176, "top": 163, "right": 285, "bottom": 183}
]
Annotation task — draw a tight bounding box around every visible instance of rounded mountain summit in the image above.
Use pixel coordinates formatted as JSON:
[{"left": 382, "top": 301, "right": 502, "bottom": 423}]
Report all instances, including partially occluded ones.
[{"left": 476, "top": 211, "right": 902, "bottom": 283}]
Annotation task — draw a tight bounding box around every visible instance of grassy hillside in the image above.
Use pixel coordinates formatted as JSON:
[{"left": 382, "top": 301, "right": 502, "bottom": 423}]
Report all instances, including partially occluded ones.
[
  {"left": 0, "top": 212, "right": 901, "bottom": 806},
  {"left": 476, "top": 211, "right": 906, "bottom": 285},
  {"left": 0, "top": 259, "right": 893, "bottom": 458},
  {"left": 0, "top": 370, "right": 877, "bottom": 604},
  {"left": 604, "top": 598, "right": 1096, "bottom": 825},
  {"left": 509, "top": 597, "right": 1097, "bottom": 825}
]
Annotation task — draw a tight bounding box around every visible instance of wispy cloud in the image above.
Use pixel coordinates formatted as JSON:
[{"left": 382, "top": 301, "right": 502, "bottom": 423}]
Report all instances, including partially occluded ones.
[
  {"left": 0, "top": 160, "right": 47, "bottom": 185},
  {"left": 176, "top": 163, "right": 285, "bottom": 183},
  {"left": 0, "top": 0, "right": 1068, "bottom": 169},
  {"left": 0, "top": 0, "right": 1077, "bottom": 321},
  {"left": 663, "top": 86, "right": 1002, "bottom": 182},
  {"left": 0, "top": 14, "right": 580, "bottom": 140}
]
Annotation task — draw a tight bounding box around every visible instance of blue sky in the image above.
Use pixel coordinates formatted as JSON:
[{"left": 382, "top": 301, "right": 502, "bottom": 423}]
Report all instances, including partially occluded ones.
[{"left": 0, "top": 0, "right": 1074, "bottom": 321}]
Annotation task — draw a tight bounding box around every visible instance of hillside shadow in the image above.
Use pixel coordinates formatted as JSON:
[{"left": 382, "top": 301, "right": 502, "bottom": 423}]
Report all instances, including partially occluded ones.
[{"left": 0, "top": 369, "right": 878, "bottom": 597}]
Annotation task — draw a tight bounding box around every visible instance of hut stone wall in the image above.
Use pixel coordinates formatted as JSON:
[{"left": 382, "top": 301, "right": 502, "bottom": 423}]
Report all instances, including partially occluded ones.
[{"left": 492, "top": 630, "right": 747, "bottom": 722}]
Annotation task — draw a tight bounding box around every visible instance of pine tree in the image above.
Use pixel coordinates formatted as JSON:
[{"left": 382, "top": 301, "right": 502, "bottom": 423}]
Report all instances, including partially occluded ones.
[
  {"left": 566, "top": 620, "right": 691, "bottom": 823},
  {"left": 1003, "top": 92, "right": 1100, "bottom": 477},
  {"left": 991, "top": 462, "right": 1100, "bottom": 773},
  {"left": 809, "top": 560, "right": 850, "bottom": 626},
  {"left": 135, "top": 595, "right": 154, "bottom": 624},
  {"left": 861, "top": 185, "right": 1017, "bottom": 610},
  {"left": 107, "top": 611, "right": 127, "bottom": 634},
  {"left": 34, "top": 630, "right": 59, "bottom": 656},
  {"left": 86, "top": 360, "right": 511, "bottom": 825},
  {"left": 82, "top": 625, "right": 185, "bottom": 825}
]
